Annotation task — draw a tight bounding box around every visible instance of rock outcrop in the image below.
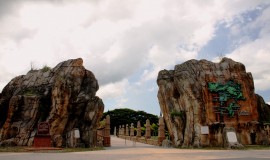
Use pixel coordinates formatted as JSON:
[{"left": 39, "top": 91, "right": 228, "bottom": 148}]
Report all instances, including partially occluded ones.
[
  {"left": 0, "top": 58, "right": 104, "bottom": 147},
  {"left": 157, "top": 58, "right": 270, "bottom": 147}
]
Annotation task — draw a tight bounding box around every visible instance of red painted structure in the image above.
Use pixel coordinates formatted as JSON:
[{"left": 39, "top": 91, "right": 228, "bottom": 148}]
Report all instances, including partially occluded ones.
[
  {"left": 33, "top": 122, "right": 52, "bottom": 147},
  {"left": 33, "top": 135, "right": 51, "bottom": 147}
]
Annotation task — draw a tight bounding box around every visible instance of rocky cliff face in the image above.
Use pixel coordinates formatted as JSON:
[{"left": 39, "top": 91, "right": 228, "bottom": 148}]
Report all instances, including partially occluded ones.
[
  {"left": 0, "top": 58, "right": 104, "bottom": 147},
  {"left": 157, "top": 58, "right": 270, "bottom": 147}
]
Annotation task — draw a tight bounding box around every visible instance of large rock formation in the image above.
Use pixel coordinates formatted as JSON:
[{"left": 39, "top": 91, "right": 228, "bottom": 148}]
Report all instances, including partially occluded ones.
[
  {"left": 157, "top": 58, "right": 270, "bottom": 147},
  {"left": 0, "top": 58, "right": 104, "bottom": 147}
]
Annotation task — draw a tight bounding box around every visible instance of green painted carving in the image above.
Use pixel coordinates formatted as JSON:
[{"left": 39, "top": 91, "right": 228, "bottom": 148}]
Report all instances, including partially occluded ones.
[
  {"left": 208, "top": 80, "right": 245, "bottom": 118},
  {"left": 227, "top": 102, "right": 235, "bottom": 117}
]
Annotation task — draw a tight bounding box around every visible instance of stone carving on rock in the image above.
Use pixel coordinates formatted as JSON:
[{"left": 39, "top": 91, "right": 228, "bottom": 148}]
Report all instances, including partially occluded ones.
[
  {"left": 208, "top": 80, "right": 246, "bottom": 119},
  {"left": 157, "top": 57, "right": 270, "bottom": 147}
]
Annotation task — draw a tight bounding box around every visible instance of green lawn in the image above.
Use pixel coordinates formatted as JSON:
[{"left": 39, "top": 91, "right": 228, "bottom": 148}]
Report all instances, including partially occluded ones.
[
  {"left": 0, "top": 146, "right": 104, "bottom": 153},
  {"left": 245, "top": 145, "right": 270, "bottom": 150}
]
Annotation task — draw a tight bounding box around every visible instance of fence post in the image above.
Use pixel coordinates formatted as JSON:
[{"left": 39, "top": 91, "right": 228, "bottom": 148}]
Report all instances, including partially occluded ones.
[
  {"left": 126, "top": 124, "right": 129, "bottom": 137},
  {"left": 145, "top": 119, "right": 151, "bottom": 139},
  {"left": 103, "top": 115, "right": 111, "bottom": 147},
  {"left": 119, "top": 125, "right": 122, "bottom": 136},
  {"left": 158, "top": 116, "right": 165, "bottom": 146},
  {"left": 130, "top": 123, "right": 134, "bottom": 137},
  {"left": 137, "top": 121, "right": 141, "bottom": 138},
  {"left": 114, "top": 126, "right": 116, "bottom": 136}
]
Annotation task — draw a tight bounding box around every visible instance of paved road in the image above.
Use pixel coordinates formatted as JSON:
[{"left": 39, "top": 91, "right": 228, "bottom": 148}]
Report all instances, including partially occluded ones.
[{"left": 0, "top": 136, "right": 270, "bottom": 160}]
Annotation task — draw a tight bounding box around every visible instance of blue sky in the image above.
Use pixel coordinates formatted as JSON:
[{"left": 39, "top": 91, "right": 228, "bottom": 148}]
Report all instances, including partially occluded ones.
[{"left": 0, "top": 0, "right": 270, "bottom": 115}]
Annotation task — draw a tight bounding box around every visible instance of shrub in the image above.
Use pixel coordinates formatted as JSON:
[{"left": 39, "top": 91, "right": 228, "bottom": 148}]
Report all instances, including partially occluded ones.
[{"left": 41, "top": 65, "right": 51, "bottom": 72}]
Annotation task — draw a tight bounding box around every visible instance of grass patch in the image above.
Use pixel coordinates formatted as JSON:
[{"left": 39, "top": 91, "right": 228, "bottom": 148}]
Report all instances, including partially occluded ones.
[
  {"left": 177, "top": 145, "right": 270, "bottom": 150},
  {"left": 150, "top": 136, "right": 158, "bottom": 140},
  {"left": 245, "top": 145, "right": 270, "bottom": 150},
  {"left": 0, "top": 147, "right": 104, "bottom": 153},
  {"left": 0, "top": 146, "right": 27, "bottom": 152}
]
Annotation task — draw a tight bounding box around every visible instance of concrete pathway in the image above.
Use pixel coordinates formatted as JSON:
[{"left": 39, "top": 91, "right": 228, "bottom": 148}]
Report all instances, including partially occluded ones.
[
  {"left": 0, "top": 136, "right": 270, "bottom": 160},
  {"left": 107, "top": 135, "right": 159, "bottom": 150}
]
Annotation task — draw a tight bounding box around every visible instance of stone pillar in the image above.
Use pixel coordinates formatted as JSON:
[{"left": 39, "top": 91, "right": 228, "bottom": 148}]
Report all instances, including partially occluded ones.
[
  {"left": 125, "top": 124, "right": 129, "bottom": 136},
  {"left": 145, "top": 119, "right": 151, "bottom": 139},
  {"left": 119, "top": 125, "right": 122, "bottom": 136},
  {"left": 130, "top": 123, "right": 134, "bottom": 137},
  {"left": 114, "top": 126, "right": 116, "bottom": 136},
  {"left": 122, "top": 125, "right": 125, "bottom": 136},
  {"left": 266, "top": 125, "right": 270, "bottom": 143},
  {"left": 158, "top": 117, "right": 165, "bottom": 145},
  {"left": 104, "top": 115, "right": 111, "bottom": 147},
  {"left": 136, "top": 121, "right": 141, "bottom": 138}
]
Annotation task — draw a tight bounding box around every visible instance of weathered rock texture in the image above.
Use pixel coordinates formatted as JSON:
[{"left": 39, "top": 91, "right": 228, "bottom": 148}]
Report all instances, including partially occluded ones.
[
  {"left": 0, "top": 58, "right": 104, "bottom": 147},
  {"left": 157, "top": 58, "right": 270, "bottom": 147}
]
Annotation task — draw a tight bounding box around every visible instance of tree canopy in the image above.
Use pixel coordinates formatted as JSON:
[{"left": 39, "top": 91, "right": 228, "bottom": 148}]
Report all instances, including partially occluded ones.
[{"left": 102, "top": 108, "right": 159, "bottom": 134}]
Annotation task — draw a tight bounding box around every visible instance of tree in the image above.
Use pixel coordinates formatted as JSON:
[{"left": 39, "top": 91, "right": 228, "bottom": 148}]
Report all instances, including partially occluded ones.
[
  {"left": 151, "top": 123, "right": 158, "bottom": 136},
  {"left": 102, "top": 108, "right": 159, "bottom": 134}
]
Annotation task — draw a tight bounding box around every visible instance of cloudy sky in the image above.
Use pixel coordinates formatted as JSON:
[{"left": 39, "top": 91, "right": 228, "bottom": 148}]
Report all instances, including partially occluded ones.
[{"left": 0, "top": 0, "right": 270, "bottom": 115}]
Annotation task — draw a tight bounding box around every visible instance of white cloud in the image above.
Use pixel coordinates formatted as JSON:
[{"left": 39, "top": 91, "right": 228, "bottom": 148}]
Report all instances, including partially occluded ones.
[
  {"left": 96, "top": 79, "right": 130, "bottom": 111},
  {"left": 0, "top": 0, "right": 270, "bottom": 113},
  {"left": 226, "top": 5, "right": 270, "bottom": 91},
  {"left": 135, "top": 0, "right": 270, "bottom": 83},
  {"left": 227, "top": 38, "right": 270, "bottom": 91},
  {"left": 96, "top": 79, "right": 129, "bottom": 99},
  {"left": 115, "top": 98, "right": 128, "bottom": 108},
  {"left": 139, "top": 44, "right": 198, "bottom": 83},
  {"left": 1, "top": 0, "right": 267, "bottom": 85},
  {"left": 0, "top": 66, "right": 15, "bottom": 92}
]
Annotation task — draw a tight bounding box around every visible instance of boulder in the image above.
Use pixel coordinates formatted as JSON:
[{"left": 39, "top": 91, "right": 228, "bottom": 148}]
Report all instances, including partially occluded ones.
[
  {"left": 0, "top": 58, "right": 104, "bottom": 147},
  {"left": 157, "top": 58, "right": 270, "bottom": 147}
]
